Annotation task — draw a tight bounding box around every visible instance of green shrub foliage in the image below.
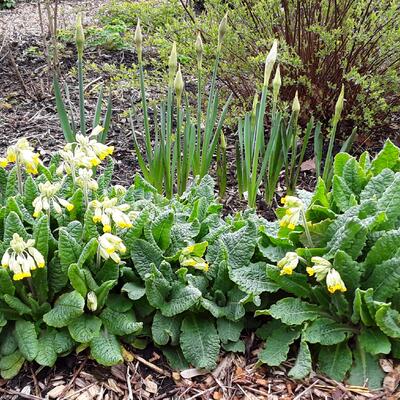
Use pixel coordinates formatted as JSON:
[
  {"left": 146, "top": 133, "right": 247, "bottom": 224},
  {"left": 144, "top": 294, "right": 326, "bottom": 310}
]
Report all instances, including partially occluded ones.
[{"left": 0, "top": 134, "right": 398, "bottom": 388}]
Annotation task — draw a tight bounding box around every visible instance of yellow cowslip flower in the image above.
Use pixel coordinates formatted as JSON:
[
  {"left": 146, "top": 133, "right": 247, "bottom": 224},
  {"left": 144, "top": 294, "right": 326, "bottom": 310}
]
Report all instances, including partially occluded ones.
[
  {"left": 306, "top": 256, "right": 331, "bottom": 281},
  {"left": 32, "top": 181, "right": 74, "bottom": 217},
  {"left": 90, "top": 197, "right": 132, "bottom": 232},
  {"left": 76, "top": 168, "right": 99, "bottom": 191},
  {"left": 75, "top": 126, "right": 114, "bottom": 162},
  {"left": 279, "top": 195, "right": 304, "bottom": 230},
  {"left": 326, "top": 268, "right": 347, "bottom": 294},
  {"left": 277, "top": 252, "right": 299, "bottom": 275},
  {"left": 2, "top": 233, "right": 45, "bottom": 280},
  {"left": 98, "top": 233, "right": 126, "bottom": 264},
  {"left": 181, "top": 256, "right": 209, "bottom": 272},
  {"left": 1, "top": 138, "right": 40, "bottom": 174}
]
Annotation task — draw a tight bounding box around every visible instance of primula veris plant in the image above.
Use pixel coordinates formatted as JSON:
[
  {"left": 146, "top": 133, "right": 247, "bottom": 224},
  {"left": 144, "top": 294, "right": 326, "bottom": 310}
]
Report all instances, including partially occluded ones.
[{"left": 256, "top": 139, "right": 400, "bottom": 388}]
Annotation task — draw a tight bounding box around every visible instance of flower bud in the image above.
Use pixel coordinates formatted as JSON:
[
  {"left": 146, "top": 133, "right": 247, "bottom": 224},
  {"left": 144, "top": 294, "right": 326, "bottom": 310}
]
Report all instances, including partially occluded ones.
[
  {"left": 272, "top": 65, "right": 281, "bottom": 103},
  {"left": 220, "top": 132, "right": 227, "bottom": 150},
  {"left": 75, "top": 13, "right": 85, "bottom": 59},
  {"left": 134, "top": 19, "right": 143, "bottom": 62},
  {"left": 114, "top": 185, "right": 126, "bottom": 196},
  {"left": 334, "top": 84, "right": 345, "bottom": 123},
  {"left": 87, "top": 291, "right": 97, "bottom": 312},
  {"left": 217, "top": 13, "right": 228, "bottom": 51},
  {"left": 174, "top": 64, "right": 184, "bottom": 105},
  {"left": 251, "top": 92, "right": 258, "bottom": 119},
  {"left": 292, "top": 91, "right": 300, "bottom": 114},
  {"left": 168, "top": 42, "right": 177, "bottom": 87},
  {"left": 195, "top": 32, "right": 203, "bottom": 68},
  {"left": 263, "top": 39, "right": 278, "bottom": 87}
]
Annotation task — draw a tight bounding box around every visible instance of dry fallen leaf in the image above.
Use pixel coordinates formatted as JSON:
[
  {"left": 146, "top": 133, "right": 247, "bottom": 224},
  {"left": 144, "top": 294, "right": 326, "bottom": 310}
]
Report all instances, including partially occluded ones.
[
  {"left": 47, "top": 384, "right": 66, "bottom": 399},
  {"left": 300, "top": 158, "right": 316, "bottom": 171}
]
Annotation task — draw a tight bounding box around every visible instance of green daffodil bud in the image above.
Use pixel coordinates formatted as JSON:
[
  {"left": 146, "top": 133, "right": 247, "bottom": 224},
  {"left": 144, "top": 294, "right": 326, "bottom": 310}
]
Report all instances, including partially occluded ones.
[
  {"left": 195, "top": 32, "right": 203, "bottom": 68},
  {"left": 168, "top": 42, "right": 177, "bottom": 87},
  {"left": 220, "top": 132, "right": 227, "bottom": 150},
  {"left": 174, "top": 64, "right": 184, "bottom": 106},
  {"left": 272, "top": 65, "right": 281, "bottom": 104},
  {"left": 292, "top": 91, "right": 300, "bottom": 114},
  {"left": 334, "top": 84, "right": 345, "bottom": 123},
  {"left": 263, "top": 39, "right": 278, "bottom": 87},
  {"left": 217, "top": 13, "right": 228, "bottom": 52},
  {"left": 87, "top": 291, "right": 97, "bottom": 312},
  {"left": 134, "top": 19, "right": 143, "bottom": 63},
  {"left": 75, "top": 13, "right": 85, "bottom": 59}
]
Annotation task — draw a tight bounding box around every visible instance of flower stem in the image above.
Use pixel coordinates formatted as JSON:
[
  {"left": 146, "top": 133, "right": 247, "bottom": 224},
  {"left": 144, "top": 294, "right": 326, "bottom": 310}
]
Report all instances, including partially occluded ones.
[
  {"left": 16, "top": 157, "right": 23, "bottom": 194},
  {"left": 302, "top": 211, "right": 314, "bottom": 248}
]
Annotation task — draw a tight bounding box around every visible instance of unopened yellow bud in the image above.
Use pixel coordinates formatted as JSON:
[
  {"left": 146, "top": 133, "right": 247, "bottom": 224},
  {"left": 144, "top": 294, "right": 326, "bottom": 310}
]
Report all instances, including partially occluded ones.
[
  {"left": 217, "top": 13, "right": 228, "bottom": 51},
  {"left": 292, "top": 91, "right": 300, "bottom": 114},
  {"left": 168, "top": 42, "right": 177, "bottom": 87},
  {"left": 272, "top": 65, "right": 281, "bottom": 103},
  {"left": 75, "top": 13, "right": 85, "bottom": 58},
  {"left": 334, "top": 84, "right": 345, "bottom": 123},
  {"left": 174, "top": 65, "right": 184, "bottom": 105},
  {"left": 263, "top": 39, "right": 278, "bottom": 87},
  {"left": 195, "top": 32, "right": 203, "bottom": 67},
  {"left": 87, "top": 291, "right": 97, "bottom": 311},
  {"left": 134, "top": 19, "right": 143, "bottom": 62}
]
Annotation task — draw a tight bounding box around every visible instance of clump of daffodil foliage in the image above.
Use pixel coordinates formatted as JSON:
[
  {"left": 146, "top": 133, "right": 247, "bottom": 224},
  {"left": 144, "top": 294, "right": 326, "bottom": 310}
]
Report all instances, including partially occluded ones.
[{"left": 0, "top": 132, "right": 398, "bottom": 390}]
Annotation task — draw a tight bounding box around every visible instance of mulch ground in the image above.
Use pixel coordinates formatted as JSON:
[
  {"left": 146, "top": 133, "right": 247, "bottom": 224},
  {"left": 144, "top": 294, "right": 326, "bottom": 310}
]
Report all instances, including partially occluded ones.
[{"left": 1, "top": 1, "right": 400, "bottom": 399}]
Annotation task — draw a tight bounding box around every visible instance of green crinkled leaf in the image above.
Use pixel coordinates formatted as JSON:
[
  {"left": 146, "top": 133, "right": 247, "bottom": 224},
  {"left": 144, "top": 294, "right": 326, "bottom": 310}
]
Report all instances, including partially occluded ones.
[
  {"left": 90, "top": 332, "right": 123, "bottom": 366},
  {"left": 351, "top": 289, "right": 374, "bottom": 326},
  {"left": 375, "top": 306, "right": 400, "bottom": 338},
  {"left": 95, "top": 280, "right": 116, "bottom": 310},
  {"left": 121, "top": 281, "right": 145, "bottom": 301},
  {"left": 302, "top": 318, "right": 352, "bottom": 345},
  {"left": 343, "top": 157, "right": 367, "bottom": 195},
  {"left": 106, "top": 293, "right": 133, "bottom": 313},
  {"left": 100, "top": 308, "right": 142, "bottom": 336},
  {"left": 77, "top": 238, "right": 98, "bottom": 267},
  {"left": 348, "top": 343, "right": 384, "bottom": 389},
  {"left": 318, "top": 342, "right": 352, "bottom": 382},
  {"left": 152, "top": 211, "right": 174, "bottom": 251},
  {"left": 325, "top": 217, "right": 367, "bottom": 259},
  {"left": 68, "top": 314, "right": 102, "bottom": 343},
  {"left": 222, "top": 340, "right": 245, "bottom": 353},
  {"left": 4, "top": 211, "right": 28, "bottom": 244},
  {"left": 288, "top": 340, "right": 312, "bottom": 379},
  {"left": 0, "top": 350, "right": 25, "bottom": 379},
  {"left": 370, "top": 139, "right": 400, "bottom": 175},
  {"left": 48, "top": 255, "right": 69, "bottom": 297},
  {"left": 229, "top": 262, "right": 279, "bottom": 296},
  {"left": 217, "top": 318, "right": 243, "bottom": 344},
  {"left": 160, "top": 283, "right": 202, "bottom": 317},
  {"left": 257, "top": 320, "right": 301, "bottom": 367},
  {"left": 266, "top": 265, "right": 311, "bottom": 298},
  {"left": 68, "top": 264, "right": 87, "bottom": 297},
  {"left": 359, "top": 327, "right": 391, "bottom": 355},
  {"left": 180, "top": 314, "right": 219, "bottom": 370},
  {"left": 14, "top": 320, "right": 38, "bottom": 361},
  {"left": 43, "top": 291, "right": 85, "bottom": 328},
  {"left": 35, "top": 330, "right": 57, "bottom": 367},
  {"left": 266, "top": 298, "right": 322, "bottom": 326},
  {"left": 360, "top": 168, "right": 395, "bottom": 203},
  {"left": 123, "top": 208, "right": 149, "bottom": 248},
  {"left": 4, "top": 294, "right": 31, "bottom": 315},
  {"left": 54, "top": 329, "right": 75, "bottom": 354},
  {"left": 0, "top": 331, "right": 17, "bottom": 356},
  {"left": 332, "top": 175, "right": 358, "bottom": 212},
  {"left": 364, "top": 257, "right": 400, "bottom": 301},
  {"left": 376, "top": 173, "right": 400, "bottom": 221},
  {"left": 161, "top": 346, "right": 189, "bottom": 370},
  {"left": 58, "top": 228, "right": 82, "bottom": 272},
  {"left": 0, "top": 270, "right": 15, "bottom": 296},
  {"left": 333, "top": 250, "right": 361, "bottom": 293},
  {"left": 131, "top": 239, "right": 163, "bottom": 280},
  {"left": 5, "top": 168, "right": 17, "bottom": 199},
  {"left": 151, "top": 311, "right": 181, "bottom": 346},
  {"left": 23, "top": 175, "right": 39, "bottom": 213}
]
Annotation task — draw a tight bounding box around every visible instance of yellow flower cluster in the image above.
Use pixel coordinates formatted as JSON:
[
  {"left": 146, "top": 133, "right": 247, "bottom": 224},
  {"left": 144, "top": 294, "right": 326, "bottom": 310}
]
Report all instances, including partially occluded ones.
[
  {"left": 307, "top": 256, "right": 347, "bottom": 294},
  {"left": 90, "top": 197, "right": 133, "bottom": 232},
  {"left": 277, "top": 252, "right": 299, "bottom": 275},
  {"left": 1, "top": 233, "right": 45, "bottom": 280},
  {"left": 0, "top": 138, "right": 40, "bottom": 174},
  {"left": 32, "top": 181, "right": 74, "bottom": 217},
  {"left": 57, "top": 126, "right": 114, "bottom": 176},
  {"left": 98, "top": 233, "right": 126, "bottom": 264},
  {"left": 279, "top": 196, "right": 304, "bottom": 230}
]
